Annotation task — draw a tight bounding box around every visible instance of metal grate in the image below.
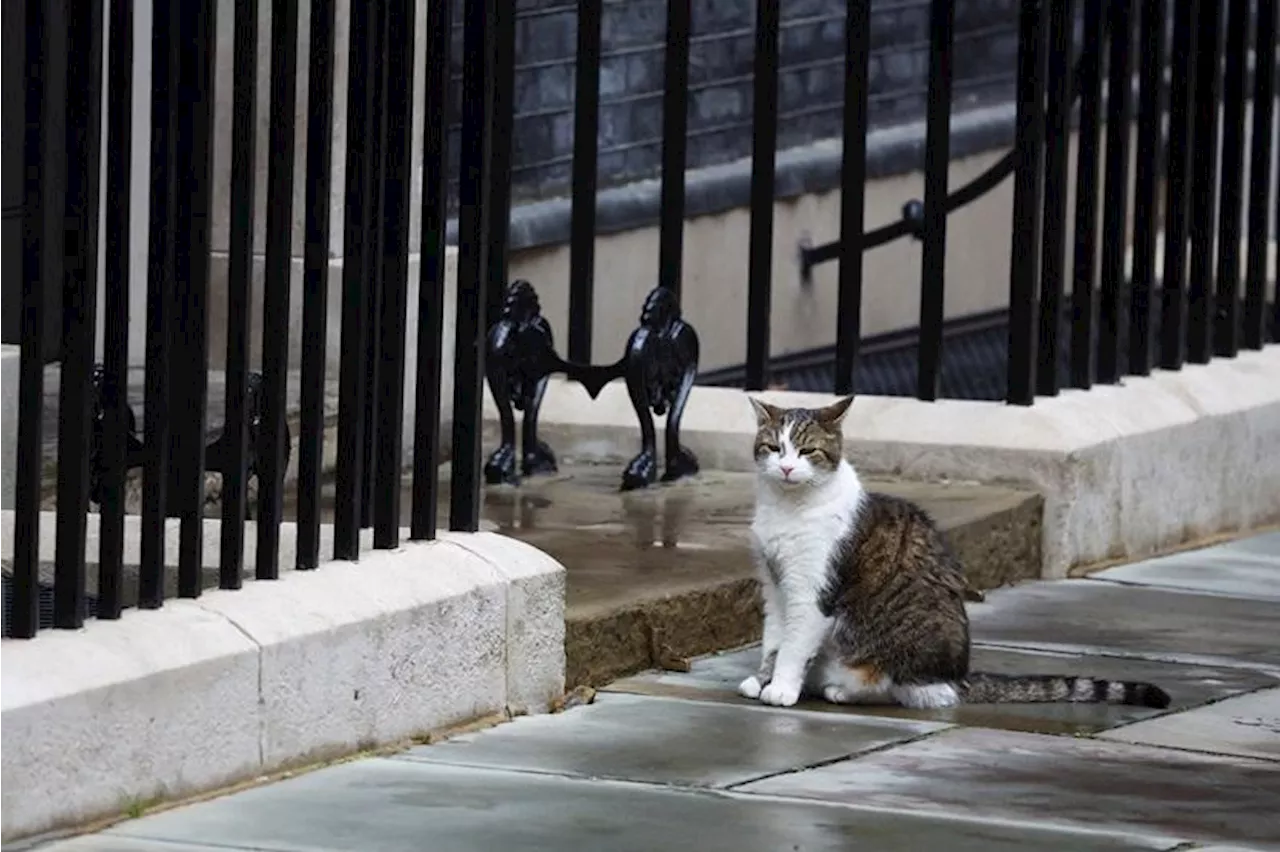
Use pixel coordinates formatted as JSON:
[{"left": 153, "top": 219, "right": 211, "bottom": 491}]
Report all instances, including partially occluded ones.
[
  {"left": 701, "top": 298, "right": 1277, "bottom": 401},
  {"left": 2, "top": 573, "right": 100, "bottom": 637}
]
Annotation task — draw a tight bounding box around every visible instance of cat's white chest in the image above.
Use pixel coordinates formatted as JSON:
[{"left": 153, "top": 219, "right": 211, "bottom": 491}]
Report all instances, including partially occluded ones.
[{"left": 752, "top": 501, "right": 849, "bottom": 587}]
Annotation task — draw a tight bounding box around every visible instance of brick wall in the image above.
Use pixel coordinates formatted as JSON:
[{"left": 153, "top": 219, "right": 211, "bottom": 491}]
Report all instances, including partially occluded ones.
[{"left": 445, "top": 0, "right": 1021, "bottom": 207}]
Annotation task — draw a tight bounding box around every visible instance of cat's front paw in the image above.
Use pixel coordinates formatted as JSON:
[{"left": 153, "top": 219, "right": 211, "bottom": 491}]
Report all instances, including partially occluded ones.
[
  {"left": 759, "top": 681, "right": 801, "bottom": 707},
  {"left": 738, "top": 675, "right": 764, "bottom": 699}
]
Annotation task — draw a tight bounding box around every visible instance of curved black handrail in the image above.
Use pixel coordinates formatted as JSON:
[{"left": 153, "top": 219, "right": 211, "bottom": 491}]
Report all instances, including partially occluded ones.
[{"left": 798, "top": 48, "right": 1092, "bottom": 286}]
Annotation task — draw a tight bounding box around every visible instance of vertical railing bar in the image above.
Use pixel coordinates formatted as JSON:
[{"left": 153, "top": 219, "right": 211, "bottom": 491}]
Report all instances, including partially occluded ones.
[
  {"left": 297, "top": 0, "right": 337, "bottom": 568},
  {"left": 1069, "top": 0, "right": 1105, "bottom": 389},
  {"left": 449, "top": 0, "right": 496, "bottom": 532},
  {"left": 833, "top": 0, "right": 870, "bottom": 397},
  {"left": 744, "top": 0, "right": 780, "bottom": 392},
  {"left": 658, "top": 0, "right": 691, "bottom": 302},
  {"left": 141, "top": 0, "right": 179, "bottom": 609},
  {"left": 1185, "top": 0, "right": 1221, "bottom": 363},
  {"left": 360, "top": 0, "right": 389, "bottom": 532},
  {"left": 485, "top": 0, "right": 517, "bottom": 330},
  {"left": 372, "top": 0, "right": 417, "bottom": 550},
  {"left": 54, "top": 0, "right": 106, "bottom": 627},
  {"left": 220, "top": 0, "right": 259, "bottom": 587},
  {"left": 1037, "top": 0, "right": 1073, "bottom": 396},
  {"left": 410, "top": 0, "right": 453, "bottom": 542},
  {"left": 568, "top": 0, "right": 602, "bottom": 363},
  {"left": 1159, "top": 0, "right": 1201, "bottom": 370},
  {"left": 1213, "top": 0, "right": 1249, "bottom": 358},
  {"left": 1006, "top": 0, "right": 1047, "bottom": 405},
  {"left": 1129, "top": 0, "right": 1165, "bottom": 378},
  {"left": 256, "top": 0, "right": 301, "bottom": 581},
  {"left": 1097, "top": 0, "right": 1134, "bottom": 383},
  {"left": 99, "top": 0, "right": 135, "bottom": 619},
  {"left": 333, "top": 0, "right": 376, "bottom": 559},
  {"left": 174, "top": 0, "right": 219, "bottom": 599},
  {"left": 12, "top": 0, "right": 68, "bottom": 637},
  {"left": 1243, "top": 0, "right": 1276, "bottom": 349},
  {"left": 916, "top": 0, "right": 955, "bottom": 402}
]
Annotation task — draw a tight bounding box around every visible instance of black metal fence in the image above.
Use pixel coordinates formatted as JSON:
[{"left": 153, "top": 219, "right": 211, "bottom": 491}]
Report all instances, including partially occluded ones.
[{"left": 7, "top": 0, "right": 1278, "bottom": 637}]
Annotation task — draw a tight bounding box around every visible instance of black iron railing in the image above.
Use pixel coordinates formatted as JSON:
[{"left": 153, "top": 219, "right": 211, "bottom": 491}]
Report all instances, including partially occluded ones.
[{"left": 6, "top": 0, "right": 1277, "bottom": 638}]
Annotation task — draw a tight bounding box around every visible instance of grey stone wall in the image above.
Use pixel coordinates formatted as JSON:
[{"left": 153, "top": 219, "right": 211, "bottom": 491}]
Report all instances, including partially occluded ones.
[{"left": 444, "top": 0, "right": 1020, "bottom": 207}]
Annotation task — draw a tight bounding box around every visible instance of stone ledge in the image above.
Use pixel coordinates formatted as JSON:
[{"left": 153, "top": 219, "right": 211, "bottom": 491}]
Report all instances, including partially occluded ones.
[
  {"left": 0, "top": 531, "right": 566, "bottom": 843},
  {"left": 486, "top": 346, "right": 1280, "bottom": 579},
  {"left": 562, "top": 480, "right": 1042, "bottom": 689}
]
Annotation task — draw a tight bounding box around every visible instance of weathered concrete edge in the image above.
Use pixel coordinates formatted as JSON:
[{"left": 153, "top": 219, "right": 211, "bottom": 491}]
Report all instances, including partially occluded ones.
[
  {"left": 0, "top": 531, "right": 565, "bottom": 843},
  {"left": 564, "top": 491, "right": 1042, "bottom": 689},
  {"left": 489, "top": 346, "right": 1280, "bottom": 579}
]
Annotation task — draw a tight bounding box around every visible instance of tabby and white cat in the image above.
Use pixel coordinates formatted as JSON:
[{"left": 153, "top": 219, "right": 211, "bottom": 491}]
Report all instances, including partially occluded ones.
[{"left": 739, "top": 395, "right": 1171, "bottom": 711}]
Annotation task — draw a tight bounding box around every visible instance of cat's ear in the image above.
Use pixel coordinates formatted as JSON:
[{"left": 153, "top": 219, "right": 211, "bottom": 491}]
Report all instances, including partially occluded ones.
[
  {"left": 748, "top": 396, "right": 781, "bottom": 426},
  {"left": 816, "top": 394, "right": 855, "bottom": 426}
]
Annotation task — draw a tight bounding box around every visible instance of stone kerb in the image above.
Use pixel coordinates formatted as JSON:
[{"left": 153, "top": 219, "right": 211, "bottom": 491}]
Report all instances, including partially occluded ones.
[
  {"left": 483, "top": 346, "right": 1280, "bottom": 577},
  {"left": 0, "top": 531, "right": 566, "bottom": 843}
]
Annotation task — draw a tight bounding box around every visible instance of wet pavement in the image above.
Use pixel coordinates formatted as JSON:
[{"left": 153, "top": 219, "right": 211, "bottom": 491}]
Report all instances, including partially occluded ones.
[{"left": 30, "top": 531, "right": 1280, "bottom": 852}]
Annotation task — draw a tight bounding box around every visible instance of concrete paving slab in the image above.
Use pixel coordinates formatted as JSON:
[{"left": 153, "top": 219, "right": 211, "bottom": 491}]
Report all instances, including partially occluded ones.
[
  {"left": 607, "top": 645, "right": 1278, "bottom": 735},
  {"left": 84, "top": 758, "right": 1186, "bottom": 852},
  {"left": 970, "top": 580, "right": 1280, "bottom": 672},
  {"left": 738, "top": 726, "right": 1280, "bottom": 847},
  {"left": 1098, "top": 688, "right": 1280, "bottom": 762},
  {"left": 1090, "top": 534, "right": 1280, "bottom": 601},
  {"left": 27, "top": 838, "right": 224, "bottom": 852},
  {"left": 1215, "top": 532, "right": 1280, "bottom": 559},
  {"left": 395, "top": 691, "right": 949, "bottom": 788}
]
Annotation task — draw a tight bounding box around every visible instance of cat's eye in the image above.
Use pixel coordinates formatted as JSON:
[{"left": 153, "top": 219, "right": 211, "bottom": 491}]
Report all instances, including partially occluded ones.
[
  {"left": 802, "top": 448, "right": 824, "bottom": 458},
  {"left": 757, "top": 442, "right": 779, "bottom": 454}
]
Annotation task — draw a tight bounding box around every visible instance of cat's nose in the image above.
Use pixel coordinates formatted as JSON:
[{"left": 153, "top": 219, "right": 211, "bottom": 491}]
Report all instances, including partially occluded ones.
[{"left": 779, "top": 465, "right": 793, "bottom": 478}]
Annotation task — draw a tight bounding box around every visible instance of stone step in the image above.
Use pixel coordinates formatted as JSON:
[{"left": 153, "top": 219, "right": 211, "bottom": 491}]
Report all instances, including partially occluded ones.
[{"left": 477, "top": 465, "right": 1043, "bottom": 689}]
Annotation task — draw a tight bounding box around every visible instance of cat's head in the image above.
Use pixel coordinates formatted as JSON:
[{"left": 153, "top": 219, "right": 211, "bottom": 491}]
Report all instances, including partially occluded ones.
[{"left": 747, "top": 395, "right": 854, "bottom": 489}]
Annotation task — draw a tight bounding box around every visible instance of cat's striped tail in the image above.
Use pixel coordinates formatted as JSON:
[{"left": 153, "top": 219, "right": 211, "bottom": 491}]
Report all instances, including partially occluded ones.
[{"left": 961, "top": 672, "right": 1171, "bottom": 708}]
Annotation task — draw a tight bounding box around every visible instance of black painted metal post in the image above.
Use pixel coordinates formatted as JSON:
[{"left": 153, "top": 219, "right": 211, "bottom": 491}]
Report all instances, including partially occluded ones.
[
  {"left": 658, "top": 0, "right": 691, "bottom": 301},
  {"left": 12, "top": 0, "right": 68, "bottom": 637},
  {"left": 172, "top": 0, "right": 218, "bottom": 598},
  {"left": 916, "top": 0, "right": 955, "bottom": 402},
  {"left": 361, "top": 2, "right": 389, "bottom": 532},
  {"left": 410, "top": 0, "right": 453, "bottom": 542},
  {"left": 1097, "top": 0, "right": 1134, "bottom": 383},
  {"left": 486, "top": 1, "right": 517, "bottom": 331},
  {"left": 54, "top": 0, "right": 105, "bottom": 626},
  {"left": 1186, "top": 0, "right": 1221, "bottom": 363},
  {"left": 1007, "top": 0, "right": 1046, "bottom": 405},
  {"left": 834, "top": 0, "right": 870, "bottom": 396},
  {"left": 220, "top": 0, "right": 258, "bottom": 586},
  {"left": 450, "top": 0, "right": 496, "bottom": 532},
  {"left": 372, "top": 0, "right": 416, "bottom": 550},
  {"left": 568, "top": 0, "right": 602, "bottom": 364},
  {"left": 99, "top": 0, "right": 135, "bottom": 619},
  {"left": 1243, "top": 0, "right": 1276, "bottom": 349},
  {"left": 745, "top": 0, "right": 780, "bottom": 391},
  {"left": 1160, "top": 0, "right": 1200, "bottom": 370},
  {"left": 1070, "top": 0, "right": 1105, "bottom": 389},
  {"left": 1129, "top": 0, "right": 1165, "bottom": 377},
  {"left": 334, "top": 0, "right": 377, "bottom": 559},
  {"left": 141, "top": 0, "right": 179, "bottom": 609},
  {"left": 257, "top": 0, "right": 300, "bottom": 580},
  {"left": 296, "top": 0, "right": 337, "bottom": 568},
  {"left": 1213, "top": 0, "right": 1249, "bottom": 358},
  {"left": 1037, "top": 0, "right": 1073, "bottom": 396}
]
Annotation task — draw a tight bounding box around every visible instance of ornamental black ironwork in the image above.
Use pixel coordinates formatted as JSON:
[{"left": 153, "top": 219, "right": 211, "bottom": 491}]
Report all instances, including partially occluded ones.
[
  {"left": 88, "top": 366, "right": 290, "bottom": 516},
  {"left": 485, "top": 279, "right": 700, "bottom": 491}
]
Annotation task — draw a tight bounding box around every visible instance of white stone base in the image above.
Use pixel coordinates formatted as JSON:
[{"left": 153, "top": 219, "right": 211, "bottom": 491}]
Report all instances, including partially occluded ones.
[
  {"left": 0, "top": 531, "right": 565, "bottom": 843},
  {"left": 487, "top": 346, "right": 1280, "bottom": 578}
]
